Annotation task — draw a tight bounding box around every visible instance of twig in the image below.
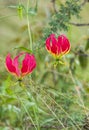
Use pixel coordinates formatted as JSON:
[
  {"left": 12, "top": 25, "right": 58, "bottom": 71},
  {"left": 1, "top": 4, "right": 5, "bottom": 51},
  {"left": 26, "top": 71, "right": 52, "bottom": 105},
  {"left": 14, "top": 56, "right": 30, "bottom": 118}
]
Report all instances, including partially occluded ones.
[
  {"left": 69, "top": 22, "right": 89, "bottom": 26},
  {"left": 71, "top": 50, "right": 89, "bottom": 57},
  {"left": 26, "top": 124, "right": 82, "bottom": 130},
  {"left": 51, "top": 0, "right": 58, "bottom": 13},
  {"left": 26, "top": 124, "right": 61, "bottom": 130},
  {"left": 81, "top": 0, "right": 89, "bottom": 6},
  {"left": 51, "top": 0, "right": 89, "bottom": 27}
]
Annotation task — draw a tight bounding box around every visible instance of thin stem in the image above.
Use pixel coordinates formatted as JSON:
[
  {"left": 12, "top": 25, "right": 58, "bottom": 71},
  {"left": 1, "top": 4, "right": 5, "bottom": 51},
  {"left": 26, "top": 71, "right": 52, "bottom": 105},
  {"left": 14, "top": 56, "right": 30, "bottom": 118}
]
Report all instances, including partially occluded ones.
[
  {"left": 69, "top": 70, "right": 87, "bottom": 115},
  {"left": 36, "top": 85, "right": 82, "bottom": 130},
  {"left": 13, "top": 82, "right": 38, "bottom": 130},
  {"left": 19, "top": 81, "right": 40, "bottom": 130},
  {"left": 33, "top": 106, "right": 40, "bottom": 130},
  {"left": 64, "top": 57, "right": 87, "bottom": 115},
  {"left": 45, "top": 91, "right": 82, "bottom": 130},
  {"left": 29, "top": 81, "right": 82, "bottom": 130},
  {"left": 26, "top": 81, "right": 65, "bottom": 129},
  {"left": 25, "top": 90, "right": 40, "bottom": 130},
  {"left": 18, "top": 97, "right": 38, "bottom": 130},
  {"left": 27, "top": 0, "right": 33, "bottom": 50},
  {"left": 41, "top": 98, "right": 65, "bottom": 128}
]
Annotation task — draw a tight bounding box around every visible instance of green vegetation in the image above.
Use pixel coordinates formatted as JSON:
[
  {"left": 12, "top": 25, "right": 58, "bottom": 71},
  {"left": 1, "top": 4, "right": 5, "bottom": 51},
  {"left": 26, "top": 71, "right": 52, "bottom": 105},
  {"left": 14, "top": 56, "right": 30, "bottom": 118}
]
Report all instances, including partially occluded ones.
[{"left": 0, "top": 0, "right": 89, "bottom": 129}]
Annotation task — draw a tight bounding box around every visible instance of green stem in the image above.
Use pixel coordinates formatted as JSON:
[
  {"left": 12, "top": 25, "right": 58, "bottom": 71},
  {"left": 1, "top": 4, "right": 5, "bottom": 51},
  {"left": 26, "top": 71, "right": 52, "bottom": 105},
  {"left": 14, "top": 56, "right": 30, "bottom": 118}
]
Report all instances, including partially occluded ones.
[
  {"left": 27, "top": 0, "right": 33, "bottom": 51},
  {"left": 19, "top": 81, "right": 40, "bottom": 130},
  {"left": 18, "top": 96, "right": 38, "bottom": 130},
  {"left": 42, "top": 99, "right": 65, "bottom": 128},
  {"left": 31, "top": 82, "right": 82, "bottom": 130},
  {"left": 25, "top": 89, "right": 40, "bottom": 130},
  {"left": 12, "top": 82, "right": 37, "bottom": 130}
]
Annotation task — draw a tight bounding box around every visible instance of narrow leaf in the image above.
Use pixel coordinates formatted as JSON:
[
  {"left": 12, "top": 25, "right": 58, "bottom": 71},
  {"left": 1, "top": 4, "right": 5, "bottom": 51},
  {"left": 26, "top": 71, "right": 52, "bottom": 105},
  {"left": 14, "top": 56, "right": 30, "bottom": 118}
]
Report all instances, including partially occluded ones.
[{"left": 14, "top": 46, "right": 32, "bottom": 54}]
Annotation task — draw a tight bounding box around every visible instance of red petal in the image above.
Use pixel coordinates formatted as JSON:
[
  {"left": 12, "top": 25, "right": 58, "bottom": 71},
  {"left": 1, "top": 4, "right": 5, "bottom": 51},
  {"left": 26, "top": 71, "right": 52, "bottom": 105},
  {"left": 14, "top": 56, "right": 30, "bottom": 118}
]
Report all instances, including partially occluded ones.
[
  {"left": 28, "top": 54, "right": 36, "bottom": 73},
  {"left": 21, "top": 53, "right": 36, "bottom": 77},
  {"left": 5, "top": 54, "right": 17, "bottom": 76},
  {"left": 13, "top": 53, "right": 24, "bottom": 77},
  {"left": 46, "top": 37, "right": 51, "bottom": 51},
  {"left": 50, "top": 34, "right": 58, "bottom": 54},
  {"left": 58, "top": 35, "right": 70, "bottom": 54},
  {"left": 46, "top": 34, "right": 60, "bottom": 56}
]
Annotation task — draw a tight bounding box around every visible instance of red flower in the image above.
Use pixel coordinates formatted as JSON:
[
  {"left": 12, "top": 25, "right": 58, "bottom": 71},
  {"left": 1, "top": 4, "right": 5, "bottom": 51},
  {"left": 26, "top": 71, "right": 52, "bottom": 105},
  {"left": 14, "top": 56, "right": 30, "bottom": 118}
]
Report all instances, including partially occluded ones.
[
  {"left": 46, "top": 34, "right": 70, "bottom": 58},
  {"left": 5, "top": 52, "right": 36, "bottom": 78}
]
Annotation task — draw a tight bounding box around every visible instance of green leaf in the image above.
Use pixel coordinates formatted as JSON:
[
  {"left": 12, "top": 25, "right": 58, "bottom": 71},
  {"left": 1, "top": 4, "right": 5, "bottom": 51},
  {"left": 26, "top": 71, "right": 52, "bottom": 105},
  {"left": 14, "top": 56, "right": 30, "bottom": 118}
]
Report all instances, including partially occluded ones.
[
  {"left": 85, "top": 38, "right": 89, "bottom": 51},
  {"left": 5, "top": 97, "right": 16, "bottom": 104},
  {"left": 28, "top": 0, "right": 38, "bottom": 16},
  {"left": 14, "top": 46, "right": 32, "bottom": 54},
  {"left": 78, "top": 50, "right": 88, "bottom": 68},
  {"left": 28, "top": 8, "right": 37, "bottom": 16},
  {"left": 8, "top": 5, "right": 17, "bottom": 9},
  {"left": 41, "top": 118, "right": 55, "bottom": 126}
]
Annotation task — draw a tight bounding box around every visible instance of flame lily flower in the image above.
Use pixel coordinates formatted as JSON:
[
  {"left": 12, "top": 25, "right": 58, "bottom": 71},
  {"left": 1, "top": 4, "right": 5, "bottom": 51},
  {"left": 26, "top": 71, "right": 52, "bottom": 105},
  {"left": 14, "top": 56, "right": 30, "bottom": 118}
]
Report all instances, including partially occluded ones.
[
  {"left": 45, "top": 34, "right": 70, "bottom": 58},
  {"left": 5, "top": 52, "right": 36, "bottom": 78}
]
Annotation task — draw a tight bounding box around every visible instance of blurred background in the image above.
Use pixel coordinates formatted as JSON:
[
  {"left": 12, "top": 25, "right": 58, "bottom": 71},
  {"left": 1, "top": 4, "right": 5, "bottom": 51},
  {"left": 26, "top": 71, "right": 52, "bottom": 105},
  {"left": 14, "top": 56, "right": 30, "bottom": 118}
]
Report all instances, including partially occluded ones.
[{"left": 0, "top": 0, "right": 89, "bottom": 130}]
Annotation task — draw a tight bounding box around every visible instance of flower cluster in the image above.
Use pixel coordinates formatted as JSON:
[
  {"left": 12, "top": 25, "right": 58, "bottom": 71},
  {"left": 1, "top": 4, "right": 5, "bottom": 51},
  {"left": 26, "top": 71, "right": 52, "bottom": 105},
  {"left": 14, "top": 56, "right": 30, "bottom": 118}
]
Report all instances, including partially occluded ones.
[{"left": 5, "top": 34, "right": 70, "bottom": 78}]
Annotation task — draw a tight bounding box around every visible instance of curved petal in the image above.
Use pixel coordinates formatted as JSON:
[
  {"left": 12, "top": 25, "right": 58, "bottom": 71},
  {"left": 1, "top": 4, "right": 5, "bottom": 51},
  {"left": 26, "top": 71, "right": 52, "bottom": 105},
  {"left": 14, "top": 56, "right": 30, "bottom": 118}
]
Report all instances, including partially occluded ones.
[
  {"left": 21, "top": 53, "right": 36, "bottom": 77},
  {"left": 50, "top": 34, "right": 58, "bottom": 55},
  {"left": 46, "top": 34, "right": 60, "bottom": 56},
  {"left": 46, "top": 34, "right": 56, "bottom": 52},
  {"left": 58, "top": 35, "right": 70, "bottom": 54},
  {"left": 5, "top": 54, "right": 17, "bottom": 76},
  {"left": 28, "top": 54, "right": 36, "bottom": 73},
  {"left": 21, "top": 54, "right": 29, "bottom": 76},
  {"left": 13, "top": 53, "right": 24, "bottom": 77},
  {"left": 46, "top": 37, "right": 51, "bottom": 51}
]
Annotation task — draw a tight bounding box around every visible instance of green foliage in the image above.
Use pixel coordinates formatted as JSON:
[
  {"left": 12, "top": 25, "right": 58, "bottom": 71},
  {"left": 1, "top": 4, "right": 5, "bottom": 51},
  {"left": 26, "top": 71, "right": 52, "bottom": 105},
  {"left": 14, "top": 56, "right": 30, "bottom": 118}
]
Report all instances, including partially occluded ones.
[
  {"left": 14, "top": 46, "right": 32, "bottom": 53},
  {"left": 85, "top": 38, "right": 89, "bottom": 51},
  {"left": 0, "top": 0, "right": 89, "bottom": 130},
  {"left": 43, "top": 0, "right": 81, "bottom": 40},
  {"left": 28, "top": 0, "right": 38, "bottom": 16},
  {"left": 78, "top": 50, "right": 88, "bottom": 68}
]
